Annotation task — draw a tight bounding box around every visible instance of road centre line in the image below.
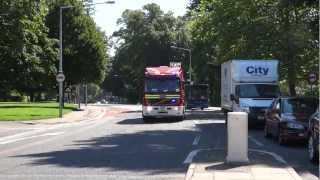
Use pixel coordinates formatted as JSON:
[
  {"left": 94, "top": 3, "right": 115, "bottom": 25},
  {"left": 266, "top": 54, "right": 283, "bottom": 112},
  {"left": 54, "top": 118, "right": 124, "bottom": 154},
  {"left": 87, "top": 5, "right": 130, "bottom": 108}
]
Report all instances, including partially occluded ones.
[
  {"left": 0, "top": 131, "right": 65, "bottom": 145},
  {"left": 192, "top": 135, "right": 201, "bottom": 146},
  {"left": 248, "top": 135, "right": 264, "bottom": 147}
]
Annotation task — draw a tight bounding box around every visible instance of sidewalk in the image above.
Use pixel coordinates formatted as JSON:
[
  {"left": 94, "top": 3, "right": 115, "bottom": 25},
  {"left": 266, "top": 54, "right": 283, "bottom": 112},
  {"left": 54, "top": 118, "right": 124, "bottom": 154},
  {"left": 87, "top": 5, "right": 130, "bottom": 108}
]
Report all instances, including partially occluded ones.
[
  {"left": 185, "top": 149, "right": 302, "bottom": 180},
  {"left": 19, "top": 105, "right": 106, "bottom": 125}
]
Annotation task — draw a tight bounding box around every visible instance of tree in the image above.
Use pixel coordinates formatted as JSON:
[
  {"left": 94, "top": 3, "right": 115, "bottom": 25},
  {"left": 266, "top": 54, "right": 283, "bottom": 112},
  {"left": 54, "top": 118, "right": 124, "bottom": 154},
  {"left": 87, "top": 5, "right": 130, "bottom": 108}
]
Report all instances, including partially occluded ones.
[
  {"left": 45, "top": 0, "right": 109, "bottom": 88},
  {"left": 188, "top": 0, "right": 318, "bottom": 97},
  {"left": 108, "top": 3, "right": 190, "bottom": 102},
  {"left": 0, "top": 0, "right": 58, "bottom": 101}
]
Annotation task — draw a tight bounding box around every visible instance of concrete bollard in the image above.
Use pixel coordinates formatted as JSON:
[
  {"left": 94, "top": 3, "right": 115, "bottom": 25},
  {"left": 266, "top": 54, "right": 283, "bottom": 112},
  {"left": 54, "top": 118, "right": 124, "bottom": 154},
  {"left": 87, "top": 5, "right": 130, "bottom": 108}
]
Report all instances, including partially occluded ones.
[{"left": 226, "top": 112, "right": 249, "bottom": 163}]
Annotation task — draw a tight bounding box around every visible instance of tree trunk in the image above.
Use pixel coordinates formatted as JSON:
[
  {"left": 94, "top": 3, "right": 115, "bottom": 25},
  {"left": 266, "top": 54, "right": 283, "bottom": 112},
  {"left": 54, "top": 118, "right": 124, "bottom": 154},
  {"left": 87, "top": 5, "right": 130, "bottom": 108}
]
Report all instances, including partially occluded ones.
[
  {"left": 30, "top": 93, "right": 34, "bottom": 102},
  {"left": 287, "top": 55, "right": 296, "bottom": 96}
]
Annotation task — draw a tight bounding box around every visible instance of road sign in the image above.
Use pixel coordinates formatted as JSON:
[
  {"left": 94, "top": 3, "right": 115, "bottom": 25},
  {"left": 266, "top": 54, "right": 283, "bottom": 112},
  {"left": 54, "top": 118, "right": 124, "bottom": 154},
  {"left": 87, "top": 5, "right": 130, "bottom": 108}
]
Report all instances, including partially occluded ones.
[
  {"left": 308, "top": 72, "right": 318, "bottom": 84},
  {"left": 56, "top": 73, "right": 65, "bottom": 82}
]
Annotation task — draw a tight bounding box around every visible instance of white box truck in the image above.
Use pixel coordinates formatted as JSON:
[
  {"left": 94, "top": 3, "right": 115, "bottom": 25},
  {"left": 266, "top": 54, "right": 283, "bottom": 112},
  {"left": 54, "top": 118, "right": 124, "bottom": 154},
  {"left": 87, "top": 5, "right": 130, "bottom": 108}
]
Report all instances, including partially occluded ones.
[{"left": 221, "top": 60, "right": 280, "bottom": 125}]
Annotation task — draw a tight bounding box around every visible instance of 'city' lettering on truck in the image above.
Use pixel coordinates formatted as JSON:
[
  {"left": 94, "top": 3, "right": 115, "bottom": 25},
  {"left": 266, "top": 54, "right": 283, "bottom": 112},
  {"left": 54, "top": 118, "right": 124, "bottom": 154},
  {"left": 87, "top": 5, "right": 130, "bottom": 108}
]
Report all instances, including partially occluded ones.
[
  {"left": 221, "top": 60, "right": 280, "bottom": 125},
  {"left": 142, "top": 66, "right": 185, "bottom": 122}
]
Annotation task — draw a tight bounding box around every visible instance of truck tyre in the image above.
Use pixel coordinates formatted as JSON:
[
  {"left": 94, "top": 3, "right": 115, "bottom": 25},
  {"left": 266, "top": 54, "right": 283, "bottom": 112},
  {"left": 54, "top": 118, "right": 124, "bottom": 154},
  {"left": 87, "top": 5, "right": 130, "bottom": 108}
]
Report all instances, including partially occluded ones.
[{"left": 308, "top": 135, "right": 318, "bottom": 164}]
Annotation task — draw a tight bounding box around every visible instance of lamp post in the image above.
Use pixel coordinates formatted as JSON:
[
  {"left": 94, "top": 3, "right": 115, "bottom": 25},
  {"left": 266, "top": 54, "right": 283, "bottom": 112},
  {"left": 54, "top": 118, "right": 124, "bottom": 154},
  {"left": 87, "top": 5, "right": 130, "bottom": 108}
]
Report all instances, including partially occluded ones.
[
  {"left": 58, "top": 6, "right": 73, "bottom": 118},
  {"left": 58, "top": 1, "right": 115, "bottom": 118},
  {"left": 170, "top": 46, "right": 192, "bottom": 84}
]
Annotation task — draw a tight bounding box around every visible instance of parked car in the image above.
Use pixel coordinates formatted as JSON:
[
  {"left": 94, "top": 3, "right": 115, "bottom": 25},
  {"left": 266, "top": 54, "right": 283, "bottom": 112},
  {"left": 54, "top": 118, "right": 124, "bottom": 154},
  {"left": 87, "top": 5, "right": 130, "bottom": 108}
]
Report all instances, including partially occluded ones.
[
  {"left": 264, "top": 97, "right": 318, "bottom": 145},
  {"left": 307, "top": 110, "right": 319, "bottom": 163}
]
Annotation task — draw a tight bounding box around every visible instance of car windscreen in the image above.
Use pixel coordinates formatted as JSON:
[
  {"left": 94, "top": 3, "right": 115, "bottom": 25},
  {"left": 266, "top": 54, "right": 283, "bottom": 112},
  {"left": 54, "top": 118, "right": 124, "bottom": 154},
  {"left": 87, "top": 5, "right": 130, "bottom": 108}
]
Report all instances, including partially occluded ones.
[
  {"left": 282, "top": 99, "right": 318, "bottom": 114},
  {"left": 236, "top": 84, "right": 279, "bottom": 98},
  {"left": 145, "top": 78, "right": 180, "bottom": 93}
]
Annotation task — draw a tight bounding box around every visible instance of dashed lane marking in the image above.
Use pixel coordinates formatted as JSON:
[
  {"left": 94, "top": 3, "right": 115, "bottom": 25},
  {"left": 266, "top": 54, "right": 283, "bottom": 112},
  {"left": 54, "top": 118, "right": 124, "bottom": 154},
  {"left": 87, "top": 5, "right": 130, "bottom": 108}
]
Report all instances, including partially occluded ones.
[
  {"left": 183, "top": 149, "right": 202, "bottom": 164},
  {"left": 248, "top": 135, "right": 264, "bottom": 147},
  {"left": 192, "top": 135, "right": 201, "bottom": 146}
]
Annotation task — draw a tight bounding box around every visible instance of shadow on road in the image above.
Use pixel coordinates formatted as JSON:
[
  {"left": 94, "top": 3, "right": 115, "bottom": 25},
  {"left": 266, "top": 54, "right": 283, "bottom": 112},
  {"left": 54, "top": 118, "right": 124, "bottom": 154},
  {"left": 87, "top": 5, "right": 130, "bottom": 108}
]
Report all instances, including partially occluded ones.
[
  {"left": 13, "top": 128, "right": 195, "bottom": 175},
  {"left": 185, "top": 109, "right": 225, "bottom": 120},
  {"left": 117, "top": 118, "right": 182, "bottom": 125}
]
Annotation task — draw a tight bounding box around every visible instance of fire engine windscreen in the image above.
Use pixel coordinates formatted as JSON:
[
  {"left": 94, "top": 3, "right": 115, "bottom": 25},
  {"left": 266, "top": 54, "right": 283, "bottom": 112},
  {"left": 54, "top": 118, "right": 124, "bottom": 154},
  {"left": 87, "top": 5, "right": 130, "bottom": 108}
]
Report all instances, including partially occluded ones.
[
  {"left": 235, "top": 84, "right": 279, "bottom": 98},
  {"left": 145, "top": 78, "right": 180, "bottom": 93}
]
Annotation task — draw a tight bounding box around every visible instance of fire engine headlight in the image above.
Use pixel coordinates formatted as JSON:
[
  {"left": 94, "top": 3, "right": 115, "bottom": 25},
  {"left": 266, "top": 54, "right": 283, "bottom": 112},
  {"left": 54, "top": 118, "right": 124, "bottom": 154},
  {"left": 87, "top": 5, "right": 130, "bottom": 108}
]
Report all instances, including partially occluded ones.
[
  {"left": 173, "top": 107, "right": 179, "bottom": 111},
  {"left": 146, "top": 106, "right": 153, "bottom": 111}
]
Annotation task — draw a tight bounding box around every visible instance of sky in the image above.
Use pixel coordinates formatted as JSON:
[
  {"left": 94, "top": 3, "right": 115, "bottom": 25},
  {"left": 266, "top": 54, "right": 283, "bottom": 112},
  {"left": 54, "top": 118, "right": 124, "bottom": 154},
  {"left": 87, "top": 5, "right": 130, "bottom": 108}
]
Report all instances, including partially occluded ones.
[{"left": 92, "top": 0, "right": 190, "bottom": 37}]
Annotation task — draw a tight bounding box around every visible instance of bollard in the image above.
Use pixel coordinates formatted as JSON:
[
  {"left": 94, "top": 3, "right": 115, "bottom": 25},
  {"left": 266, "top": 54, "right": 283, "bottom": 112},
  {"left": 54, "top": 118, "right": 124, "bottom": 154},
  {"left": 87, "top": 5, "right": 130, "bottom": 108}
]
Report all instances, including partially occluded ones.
[{"left": 226, "top": 112, "right": 249, "bottom": 163}]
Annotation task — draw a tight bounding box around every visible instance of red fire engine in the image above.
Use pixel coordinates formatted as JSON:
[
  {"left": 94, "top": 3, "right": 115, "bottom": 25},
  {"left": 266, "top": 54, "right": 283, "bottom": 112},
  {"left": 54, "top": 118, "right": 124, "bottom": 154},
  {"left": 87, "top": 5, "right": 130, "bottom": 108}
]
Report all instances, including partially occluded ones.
[{"left": 142, "top": 66, "right": 185, "bottom": 122}]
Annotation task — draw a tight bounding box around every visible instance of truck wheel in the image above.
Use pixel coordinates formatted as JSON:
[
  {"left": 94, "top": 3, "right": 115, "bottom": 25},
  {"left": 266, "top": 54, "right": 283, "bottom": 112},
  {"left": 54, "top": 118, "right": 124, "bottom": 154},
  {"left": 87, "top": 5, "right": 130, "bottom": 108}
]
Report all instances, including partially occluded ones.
[{"left": 308, "top": 135, "right": 318, "bottom": 163}]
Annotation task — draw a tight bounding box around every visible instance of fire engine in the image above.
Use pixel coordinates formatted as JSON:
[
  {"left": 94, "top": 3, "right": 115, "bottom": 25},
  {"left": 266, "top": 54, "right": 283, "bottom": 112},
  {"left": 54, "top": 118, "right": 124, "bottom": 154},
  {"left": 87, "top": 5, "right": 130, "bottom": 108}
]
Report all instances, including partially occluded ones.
[{"left": 142, "top": 66, "right": 185, "bottom": 122}]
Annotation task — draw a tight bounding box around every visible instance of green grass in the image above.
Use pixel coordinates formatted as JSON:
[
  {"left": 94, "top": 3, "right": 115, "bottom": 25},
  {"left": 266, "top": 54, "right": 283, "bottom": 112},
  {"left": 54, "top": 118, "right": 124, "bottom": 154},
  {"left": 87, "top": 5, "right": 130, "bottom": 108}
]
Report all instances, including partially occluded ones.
[{"left": 0, "top": 102, "right": 77, "bottom": 121}]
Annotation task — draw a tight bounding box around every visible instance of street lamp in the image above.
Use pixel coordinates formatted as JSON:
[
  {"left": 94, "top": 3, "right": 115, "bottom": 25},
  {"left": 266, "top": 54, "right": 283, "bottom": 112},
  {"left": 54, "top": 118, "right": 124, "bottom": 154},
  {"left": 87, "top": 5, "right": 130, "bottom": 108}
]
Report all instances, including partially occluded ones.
[
  {"left": 58, "top": 5, "right": 73, "bottom": 118},
  {"left": 170, "top": 46, "right": 192, "bottom": 84},
  {"left": 58, "top": 1, "right": 116, "bottom": 118}
]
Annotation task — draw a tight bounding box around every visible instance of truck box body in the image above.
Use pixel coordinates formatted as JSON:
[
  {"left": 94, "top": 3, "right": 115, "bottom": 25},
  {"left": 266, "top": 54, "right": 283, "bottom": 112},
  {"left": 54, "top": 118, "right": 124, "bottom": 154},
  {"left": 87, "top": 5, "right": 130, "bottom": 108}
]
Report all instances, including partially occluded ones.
[{"left": 221, "top": 60, "right": 279, "bottom": 125}]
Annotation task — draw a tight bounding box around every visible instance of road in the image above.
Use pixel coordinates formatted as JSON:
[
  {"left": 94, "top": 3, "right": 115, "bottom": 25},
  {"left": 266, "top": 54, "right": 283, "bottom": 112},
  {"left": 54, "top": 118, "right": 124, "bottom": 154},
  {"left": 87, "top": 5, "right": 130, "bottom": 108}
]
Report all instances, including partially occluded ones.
[{"left": 0, "top": 104, "right": 318, "bottom": 180}]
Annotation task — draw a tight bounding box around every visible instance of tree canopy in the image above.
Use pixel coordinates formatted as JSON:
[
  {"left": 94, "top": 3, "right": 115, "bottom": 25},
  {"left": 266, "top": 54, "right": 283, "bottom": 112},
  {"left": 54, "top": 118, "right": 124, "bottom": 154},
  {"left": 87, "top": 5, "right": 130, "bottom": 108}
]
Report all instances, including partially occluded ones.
[{"left": 0, "top": 0, "right": 110, "bottom": 101}]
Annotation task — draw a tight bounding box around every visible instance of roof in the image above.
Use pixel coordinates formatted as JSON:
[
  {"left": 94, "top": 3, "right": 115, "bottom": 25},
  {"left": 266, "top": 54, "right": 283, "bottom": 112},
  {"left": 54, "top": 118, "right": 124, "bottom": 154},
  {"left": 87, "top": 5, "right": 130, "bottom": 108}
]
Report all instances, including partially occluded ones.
[{"left": 145, "top": 66, "right": 183, "bottom": 77}]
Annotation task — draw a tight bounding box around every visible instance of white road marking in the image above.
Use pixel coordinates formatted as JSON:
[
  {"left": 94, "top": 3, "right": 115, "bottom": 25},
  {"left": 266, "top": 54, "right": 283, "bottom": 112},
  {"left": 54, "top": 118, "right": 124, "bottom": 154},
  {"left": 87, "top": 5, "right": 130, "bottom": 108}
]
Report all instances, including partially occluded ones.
[
  {"left": 184, "top": 149, "right": 202, "bottom": 164},
  {"left": 192, "top": 135, "right": 201, "bottom": 146},
  {"left": 248, "top": 136, "right": 264, "bottom": 147},
  {"left": 193, "top": 120, "right": 200, "bottom": 124},
  {"left": 0, "top": 131, "right": 65, "bottom": 145}
]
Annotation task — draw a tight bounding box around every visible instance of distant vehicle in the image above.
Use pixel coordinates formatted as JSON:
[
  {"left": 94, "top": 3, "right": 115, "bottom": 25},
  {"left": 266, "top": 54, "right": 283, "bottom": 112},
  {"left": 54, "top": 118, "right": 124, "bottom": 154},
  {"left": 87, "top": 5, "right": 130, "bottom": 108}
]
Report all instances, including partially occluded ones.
[
  {"left": 264, "top": 97, "right": 318, "bottom": 145},
  {"left": 142, "top": 66, "right": 185, "bottom": 122},
  {"left": 186, "top": 84, "right": 209, "bottom": 110},
  {"left": 307, "top": 110, "right": 319, "bottom": 163},
  {"left": 221, "top": 60, "right": 280, "bottom": 126}
]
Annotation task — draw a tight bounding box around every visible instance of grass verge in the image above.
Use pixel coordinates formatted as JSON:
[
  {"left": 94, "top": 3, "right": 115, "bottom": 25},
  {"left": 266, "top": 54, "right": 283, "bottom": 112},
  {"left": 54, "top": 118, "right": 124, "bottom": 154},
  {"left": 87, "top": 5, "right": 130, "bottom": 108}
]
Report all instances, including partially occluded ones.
[{"left": 0, "top": 102, "right": 77, "bottom": 121}]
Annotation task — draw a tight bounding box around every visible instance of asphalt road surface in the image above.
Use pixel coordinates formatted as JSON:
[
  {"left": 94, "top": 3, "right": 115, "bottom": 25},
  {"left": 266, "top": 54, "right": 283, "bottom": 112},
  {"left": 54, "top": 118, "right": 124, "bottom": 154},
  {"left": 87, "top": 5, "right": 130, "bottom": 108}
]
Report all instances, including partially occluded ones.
[{"left": 0, "top": 104, "right": 318, "bottom": 180}]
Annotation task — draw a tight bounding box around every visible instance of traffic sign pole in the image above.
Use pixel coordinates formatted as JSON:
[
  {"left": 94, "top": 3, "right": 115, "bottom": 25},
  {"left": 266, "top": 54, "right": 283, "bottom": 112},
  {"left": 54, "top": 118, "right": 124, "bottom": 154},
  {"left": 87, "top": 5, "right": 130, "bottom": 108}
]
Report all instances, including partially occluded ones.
[{"left": 59, "top": 81, "right": 63, "bottom": 118}]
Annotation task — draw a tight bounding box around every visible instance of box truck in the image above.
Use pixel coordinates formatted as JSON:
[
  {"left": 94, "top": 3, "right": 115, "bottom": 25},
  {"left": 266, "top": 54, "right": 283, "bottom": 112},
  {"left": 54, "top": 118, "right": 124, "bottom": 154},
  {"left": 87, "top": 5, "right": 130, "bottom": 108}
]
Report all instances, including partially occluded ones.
[{"left": 221, "top": 60, "right": 280, "bottom": 125}]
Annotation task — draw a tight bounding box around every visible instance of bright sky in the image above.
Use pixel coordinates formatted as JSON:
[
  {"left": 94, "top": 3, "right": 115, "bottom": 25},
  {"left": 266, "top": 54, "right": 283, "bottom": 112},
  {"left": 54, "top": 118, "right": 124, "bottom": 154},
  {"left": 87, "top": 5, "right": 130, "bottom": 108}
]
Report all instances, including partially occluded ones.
[{"left": 92, "top": 0, "right": 189, "bottom": 37}]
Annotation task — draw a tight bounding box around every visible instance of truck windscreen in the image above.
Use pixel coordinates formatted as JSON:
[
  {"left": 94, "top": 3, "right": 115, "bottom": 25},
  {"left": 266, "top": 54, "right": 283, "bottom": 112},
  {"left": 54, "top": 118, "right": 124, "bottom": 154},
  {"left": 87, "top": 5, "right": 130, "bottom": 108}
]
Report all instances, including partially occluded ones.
[
  {"left": 236, "top": 84, "right": 279, "bottom": 98},
  {"left": 145, "top": 78, "right": 180, "bottom": 93}
]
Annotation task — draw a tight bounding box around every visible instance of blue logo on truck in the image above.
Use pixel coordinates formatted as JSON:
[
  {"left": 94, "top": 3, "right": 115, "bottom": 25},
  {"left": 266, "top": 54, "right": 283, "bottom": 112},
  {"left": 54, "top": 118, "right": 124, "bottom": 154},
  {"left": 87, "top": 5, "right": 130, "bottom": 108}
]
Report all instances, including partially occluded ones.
[{"left": 246, "top": 66, "right": 269, "bottom": 76}]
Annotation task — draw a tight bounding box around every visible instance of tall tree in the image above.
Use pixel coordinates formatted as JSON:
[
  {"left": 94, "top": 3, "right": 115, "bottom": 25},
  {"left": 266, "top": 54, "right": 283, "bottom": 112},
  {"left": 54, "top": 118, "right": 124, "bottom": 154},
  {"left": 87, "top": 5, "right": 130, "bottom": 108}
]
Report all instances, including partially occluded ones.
[
  {"left": 46, "top": 0, "right": 109, "bottom": 88},
  {"left": 0, "top": 0, "right": 57, "bottom": 101},
  {"left": 108, "top": 3, "right": 190, "bottom": 102},
  {"left": 189, "top": 0, "right": 318, "bottom": 97}
]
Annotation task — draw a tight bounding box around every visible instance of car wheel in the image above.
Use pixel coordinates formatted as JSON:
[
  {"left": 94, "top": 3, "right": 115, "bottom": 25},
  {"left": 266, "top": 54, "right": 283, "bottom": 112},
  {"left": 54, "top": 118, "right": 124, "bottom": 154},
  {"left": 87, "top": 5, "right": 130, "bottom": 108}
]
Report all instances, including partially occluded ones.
[
  {"left": 278, "top": 129, "right": 286, "bottom": 145},
  {"left": 308, "top": 136, "right": 318, "bottom": 163},
  {"left": 264, "top": 124, "right": 271, "bottom": 138}
]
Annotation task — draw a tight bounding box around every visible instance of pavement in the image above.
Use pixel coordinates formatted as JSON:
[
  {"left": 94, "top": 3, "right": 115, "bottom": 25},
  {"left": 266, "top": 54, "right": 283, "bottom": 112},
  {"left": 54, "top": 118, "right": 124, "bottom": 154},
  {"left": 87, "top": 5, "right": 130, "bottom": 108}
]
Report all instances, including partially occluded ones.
[{"left": 185, "top": 149, "right": 302, "bottom": 180}]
